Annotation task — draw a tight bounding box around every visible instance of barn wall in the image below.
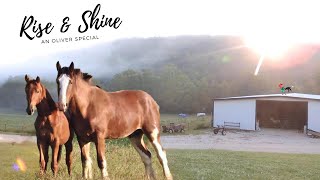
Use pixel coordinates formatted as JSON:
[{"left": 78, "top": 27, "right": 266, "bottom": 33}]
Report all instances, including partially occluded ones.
[
  {"left": 308, "top": 100, "right": 320, "bottom": 132},
  {"left": 214, "top": 99, "right": 256, "bottom": 130}
]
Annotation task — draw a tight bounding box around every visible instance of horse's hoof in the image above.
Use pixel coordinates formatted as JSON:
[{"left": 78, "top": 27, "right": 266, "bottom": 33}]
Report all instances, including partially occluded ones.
[
  {"left": 166, "top": 174, "right": 173, "bottom": 180},
  {"left": 103, "top": 176, "right": 110, "bottom": 180}
]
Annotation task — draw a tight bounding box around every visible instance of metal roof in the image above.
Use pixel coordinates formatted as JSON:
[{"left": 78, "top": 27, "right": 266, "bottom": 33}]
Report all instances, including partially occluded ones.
[{"left": 213, "top": 93, "right": 320, "bottom": 101}]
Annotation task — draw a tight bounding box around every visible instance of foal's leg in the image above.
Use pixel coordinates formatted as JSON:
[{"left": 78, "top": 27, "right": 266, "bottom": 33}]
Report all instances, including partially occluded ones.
[
  {"left": 44, "top": 144, "right": 49, "bottom": 172},
  {"left": 146, "top": 128, "right": 173, "bottom": 180},
  {"left": 79, "top": 140, "right": 93, "bottom": 179},
  {"left": 65, "top": 135, "right": 74, "bottom": 176},
  {"left": 128, "top": 130, "right": 156, "bottom": 180},
  {"left": 57, "top": 145, "right": 62, "bottom": 163},
  {"left": 51, "top": 141, "right": 60, "bottom": 176},
  {"left": 95, "top": 133, "right": 109, "bottom": 180},
  {"left": 37, "top": 141, "right": 46, "bottom": 175}
]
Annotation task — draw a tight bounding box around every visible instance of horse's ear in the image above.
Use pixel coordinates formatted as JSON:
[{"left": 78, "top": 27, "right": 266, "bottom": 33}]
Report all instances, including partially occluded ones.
[
  {"left": 56, "top": 61, "right": 61, "bottom": 71},
  {"left": 25, "top": 74, "right": 30, "bottom": 83},
  {"left": 69, "top": 62, "right": 74, "bottom": 73},
  {"left": 36, "top": 76, "right": 40, "bottom": 83}
]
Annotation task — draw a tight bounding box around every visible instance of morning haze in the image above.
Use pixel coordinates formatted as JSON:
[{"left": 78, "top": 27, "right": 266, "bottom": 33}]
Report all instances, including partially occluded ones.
[{"left": 1, "top": 35, "right": 320, "bottom": 114}]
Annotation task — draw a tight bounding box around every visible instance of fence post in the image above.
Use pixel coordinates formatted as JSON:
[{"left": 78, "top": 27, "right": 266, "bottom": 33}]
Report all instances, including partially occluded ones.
[{"left": 4, "top": 124, "right": 6, "bottom": 132}]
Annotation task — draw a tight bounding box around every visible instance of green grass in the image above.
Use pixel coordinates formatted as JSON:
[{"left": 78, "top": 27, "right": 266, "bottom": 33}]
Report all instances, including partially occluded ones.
[
  {"left": 0, "top": 113, "right": 212, "bottom": 135},
  {"left": 0, "top": 113, "right": 35, "bottom": 134},
  {"left": 1, "top": 142, "right": 320, "bottom": 180},
  {"left": 169, "top": 150, "right": 320, "bottom": 180},
  {"left": 0, "top": 140, "right": 164, "bottom": 180}
]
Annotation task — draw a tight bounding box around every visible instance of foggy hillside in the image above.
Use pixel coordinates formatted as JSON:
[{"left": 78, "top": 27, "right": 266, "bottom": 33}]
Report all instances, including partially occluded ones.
[
  {"left": 1, "top": 35, "right": 320, "bottom": 113},
  {"left": 0, "top": 35, "right": 245, "bottom": 82}
]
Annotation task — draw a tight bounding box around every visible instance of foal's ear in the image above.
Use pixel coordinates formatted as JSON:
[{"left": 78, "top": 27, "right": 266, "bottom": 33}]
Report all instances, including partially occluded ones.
[
  {"left": 56, "top": 61, "right": 62, "bottom": 71},
  {"left": 25, "top": 74, "right": 30, "bottom": 83},
  {"left": 69, "top": 62, "right": 74, "bottom": 73},
  {"left": 36, "top": 76, "right": 40, "bottom": 83}
]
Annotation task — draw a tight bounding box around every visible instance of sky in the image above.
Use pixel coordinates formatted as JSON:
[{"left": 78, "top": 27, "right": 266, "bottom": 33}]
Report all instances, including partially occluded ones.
[{"left": 0, "top": 0, "right": 320, "bottom": 80}]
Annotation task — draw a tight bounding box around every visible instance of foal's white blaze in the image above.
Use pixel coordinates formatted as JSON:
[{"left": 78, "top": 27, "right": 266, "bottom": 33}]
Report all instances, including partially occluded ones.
[
  {"left": 58, "top": 74, "right": 70, "bottom": 111},
  {"left": 151, "top": 129, "right": 172, "bottom": 180}
]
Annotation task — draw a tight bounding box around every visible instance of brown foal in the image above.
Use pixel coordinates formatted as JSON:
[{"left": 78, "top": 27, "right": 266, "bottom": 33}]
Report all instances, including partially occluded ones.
[
  {"left": 24, "top": 75, "right": 74, "bottom": 176},
  {"left": 56, "top": 62, "right": 173, "bottom": 180}
]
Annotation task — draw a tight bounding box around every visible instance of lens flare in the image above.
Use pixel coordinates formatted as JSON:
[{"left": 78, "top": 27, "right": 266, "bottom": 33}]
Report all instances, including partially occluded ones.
[
  {"left": 254, "top": 55, "right": 265, "bottom": 76},
  {"left": 13, "top": 157, "right": 27, "bottom": 172}
]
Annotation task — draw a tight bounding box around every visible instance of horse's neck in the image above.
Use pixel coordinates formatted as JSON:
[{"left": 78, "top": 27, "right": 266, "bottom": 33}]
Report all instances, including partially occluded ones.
[
  {"left": 71, "top": 77, "right": 97, "bottom": 117},
  {"left": 36, "top": 87, "right": 56, "bottom": 116}
]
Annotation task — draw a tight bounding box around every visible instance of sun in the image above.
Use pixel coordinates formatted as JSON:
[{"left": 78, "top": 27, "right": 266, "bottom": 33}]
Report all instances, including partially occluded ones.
[
  {"left": 243, "top": 34, "right": 294, "bottom": 59},
  {"left": 243, "top": 33, "right": 296, "bottom": 76}
]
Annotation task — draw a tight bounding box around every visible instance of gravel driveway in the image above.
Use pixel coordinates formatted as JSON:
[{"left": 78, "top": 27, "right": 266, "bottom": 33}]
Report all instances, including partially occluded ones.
[
  {"left": 161, "top": 128, "right": 320, "bottom": 154},
  {"left": 0, "top": 129, "right": 319, "bottom": 154}
]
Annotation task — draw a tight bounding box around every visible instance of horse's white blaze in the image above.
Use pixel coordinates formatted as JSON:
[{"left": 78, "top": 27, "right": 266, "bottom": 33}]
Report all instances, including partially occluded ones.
[
  {"left": 58, "top": 74, "right": 70, "bottom": 111},
  {"left": 151, "top": 129, "right": 172, "bottom": 180}
]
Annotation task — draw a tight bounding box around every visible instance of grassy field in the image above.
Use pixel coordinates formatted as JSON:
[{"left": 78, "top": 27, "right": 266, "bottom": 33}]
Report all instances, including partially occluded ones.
[
  {"left": 1, "top": 141, "right": 320, "bottom": 180},
  {"left": 0, "top": 113, "right": 212, "bottom": 135},
  {"left": 0, "top": 113, "right": 35, "bottom": 134}
]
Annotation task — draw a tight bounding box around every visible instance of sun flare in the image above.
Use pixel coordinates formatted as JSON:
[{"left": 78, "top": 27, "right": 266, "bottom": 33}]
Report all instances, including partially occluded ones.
[{"left": 244, "top": 35, "right": 293, "bottom": 59}]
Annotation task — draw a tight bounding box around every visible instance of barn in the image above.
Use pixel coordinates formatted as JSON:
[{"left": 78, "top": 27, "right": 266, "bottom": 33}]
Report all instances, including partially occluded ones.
[{"left": 212, "top": 93, "right": 320, "bottom": 134}]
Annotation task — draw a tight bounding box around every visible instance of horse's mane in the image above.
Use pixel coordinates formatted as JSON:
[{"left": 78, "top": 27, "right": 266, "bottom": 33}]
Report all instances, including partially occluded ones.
[{"left": 74, "top": 69, "right": 102, "bottom": 89}]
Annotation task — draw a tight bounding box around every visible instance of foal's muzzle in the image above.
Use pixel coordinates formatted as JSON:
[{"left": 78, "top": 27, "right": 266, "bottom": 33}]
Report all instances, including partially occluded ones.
[{"left": 26, "top": 105, "right": 36, "bottom": 115}]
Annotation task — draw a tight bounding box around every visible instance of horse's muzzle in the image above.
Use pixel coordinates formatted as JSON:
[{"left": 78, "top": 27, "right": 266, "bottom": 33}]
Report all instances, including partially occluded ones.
[{"left": 58, "top": 102, "right": 68, "bottom": 112}]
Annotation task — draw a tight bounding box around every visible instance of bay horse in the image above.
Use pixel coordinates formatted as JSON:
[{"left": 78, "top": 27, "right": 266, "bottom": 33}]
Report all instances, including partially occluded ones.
[
  {"left": 24, "top": 75, "right": 74, "bottom": 176},
  {"left": 55, "top": 61, "right": 173, "bottom": 180}
]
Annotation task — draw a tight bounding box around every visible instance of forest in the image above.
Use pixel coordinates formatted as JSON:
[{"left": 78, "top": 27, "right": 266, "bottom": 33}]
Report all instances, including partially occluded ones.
[{"left": 1, "top": 35, "right": 319, "bottom": 113}]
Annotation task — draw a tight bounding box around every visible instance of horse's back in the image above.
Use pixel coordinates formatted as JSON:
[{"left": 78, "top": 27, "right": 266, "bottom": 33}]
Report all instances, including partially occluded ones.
[
  {"left": 105, "top": 90, "right": 161, "bottom": 134},
  {"left": 110, "top": 90, "right": 159, "bottom": 112}
]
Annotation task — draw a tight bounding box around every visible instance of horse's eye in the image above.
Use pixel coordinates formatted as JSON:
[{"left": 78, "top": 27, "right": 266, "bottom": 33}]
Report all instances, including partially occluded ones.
[{"left": 69, "top": 80, "right": 72, "bottom": 85}]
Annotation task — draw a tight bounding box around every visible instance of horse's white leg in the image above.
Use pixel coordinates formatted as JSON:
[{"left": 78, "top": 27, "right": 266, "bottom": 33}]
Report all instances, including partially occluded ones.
[
  {"left": 149, "top": 128, "right": 173, "bottom": 180},
  {"left": 95, "top": 134, "right": 109, "bottom": 180},
  {"left": 79, "top": 141, "right": 92, "bottom": 179},
  {"left": 129, "top": 131, "right": 155, "bottom": 180}
]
